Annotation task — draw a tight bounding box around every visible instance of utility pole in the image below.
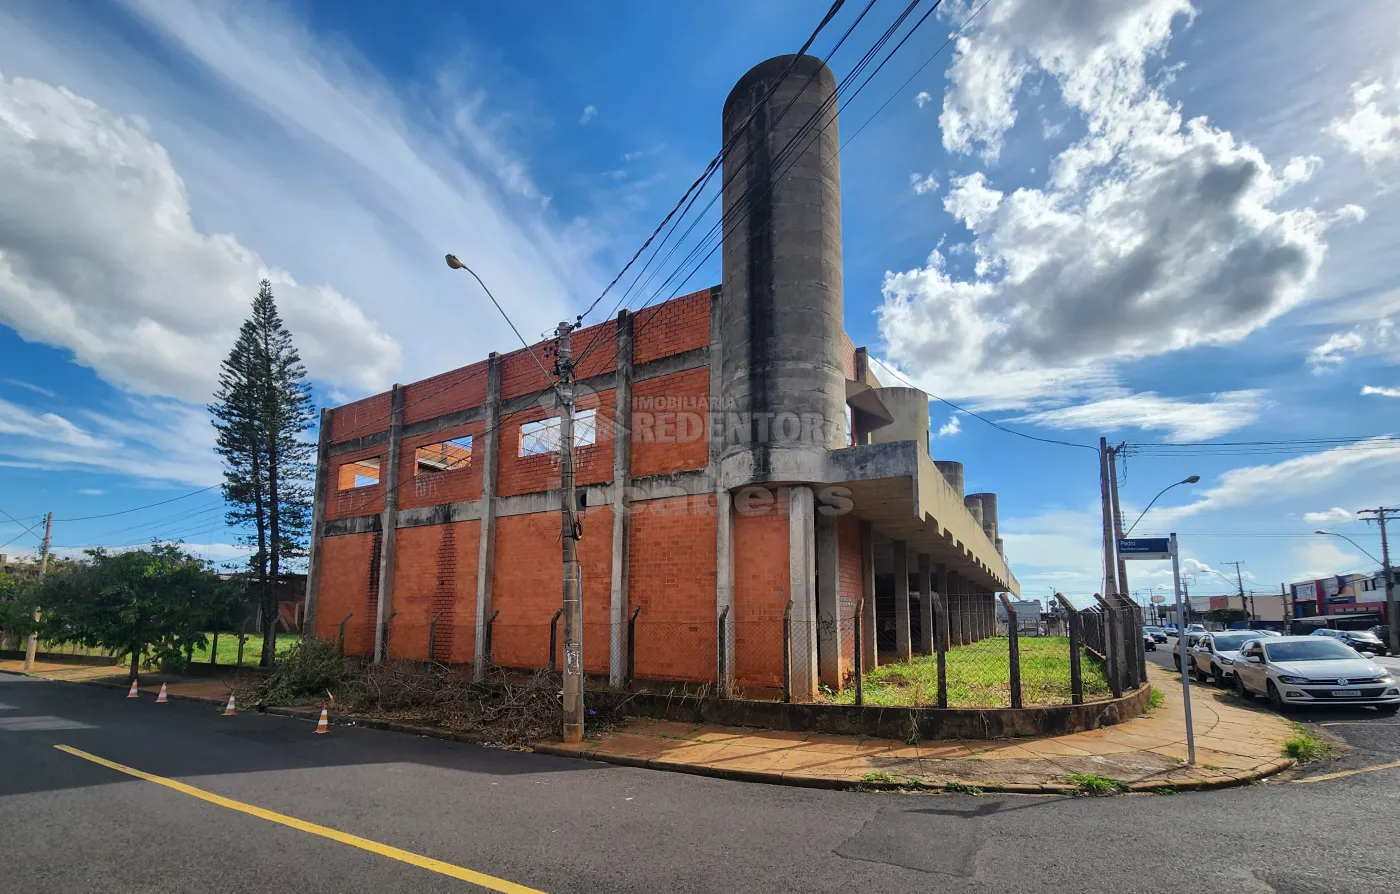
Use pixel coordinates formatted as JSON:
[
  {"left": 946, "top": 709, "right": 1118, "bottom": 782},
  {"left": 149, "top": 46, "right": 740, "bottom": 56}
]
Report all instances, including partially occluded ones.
[
  {"left": 1358, "top": 507, "right": 1397, "bottom": 654},
  {"left": 1098, "top": 438, "right": 1119, "bottom": 599},
  {"left": 1222, "top": 561, "right": 1248, "bottom": 621},
  {"left": 1281, "top": 582, "right": 1291, "bottom": 634},
  {"left": 556, "top": 320, "right": 584, "bottom": 744},
  {"left": 23, "top": 512, "right": 53, "bottom": 671}
]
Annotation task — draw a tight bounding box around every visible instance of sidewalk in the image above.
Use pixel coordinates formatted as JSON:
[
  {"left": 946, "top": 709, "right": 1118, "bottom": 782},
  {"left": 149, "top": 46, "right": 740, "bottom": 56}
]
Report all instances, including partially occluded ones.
[
  {"left": 0, "top": 659, "right": 238, "bottom": 703},
  {"left": 536, "top": 665, "right": 1299, "bottom": 793}
]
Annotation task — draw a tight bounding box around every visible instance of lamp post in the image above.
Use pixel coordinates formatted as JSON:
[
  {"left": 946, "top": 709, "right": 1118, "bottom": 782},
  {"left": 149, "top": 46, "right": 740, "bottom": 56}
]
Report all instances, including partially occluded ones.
[{"left": 1124, "top": 476, "right": 1201, "bottom": 537}]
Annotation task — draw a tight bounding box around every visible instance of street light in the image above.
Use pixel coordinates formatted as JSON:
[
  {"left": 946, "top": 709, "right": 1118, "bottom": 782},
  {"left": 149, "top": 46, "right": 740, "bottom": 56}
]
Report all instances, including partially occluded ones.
[
  {"left": 1124, "top": 475, "right": 1201, "bottom": 536},
  {"left": 1314, "top": 530, "right": 1383, "bottom": 565}
]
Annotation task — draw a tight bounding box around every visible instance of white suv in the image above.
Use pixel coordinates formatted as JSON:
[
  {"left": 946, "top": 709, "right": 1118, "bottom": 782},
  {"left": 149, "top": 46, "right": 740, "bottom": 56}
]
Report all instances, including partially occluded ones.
[
  {"left": 1187, "top": 632, "right": 1256, "bottom": 685},
  {"left": 1233, "top": 635, "right": 1400, "bottom": 713}
]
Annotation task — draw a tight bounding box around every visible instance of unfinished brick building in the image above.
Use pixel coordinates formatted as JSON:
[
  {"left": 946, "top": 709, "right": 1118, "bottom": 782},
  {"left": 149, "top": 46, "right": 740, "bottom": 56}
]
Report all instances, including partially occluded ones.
[{"left": 303, "top": 54, "right": 1018, "bottom": 699}]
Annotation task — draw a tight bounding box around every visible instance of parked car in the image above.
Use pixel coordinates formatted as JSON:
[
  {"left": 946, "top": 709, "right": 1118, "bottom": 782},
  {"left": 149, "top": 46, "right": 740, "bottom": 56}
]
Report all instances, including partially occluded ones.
[
  {"left": 1310, "top": 627, "right": 1389, "bottom": 657},
  {"left": 1186, "top": 624, "right": 1206, "bottom": 635},
  {"left": 1143, "top": 631, "right": 1157, "bottom": 652},
  {"left": 1143, "top": 626, "right": 1168, "bottom": 643},
  {"left": 1171, "top": 632, "right": 1208, "bottom": 670},
  {"left": 1187, "top": 632, "right": 1256, "bottom": 684},
  {"left": 1232, "top": 635, "right": 1400, "bottom": 713},
  {"left": 1369, "top": 625, "right": 1393, "bottom": 644}
]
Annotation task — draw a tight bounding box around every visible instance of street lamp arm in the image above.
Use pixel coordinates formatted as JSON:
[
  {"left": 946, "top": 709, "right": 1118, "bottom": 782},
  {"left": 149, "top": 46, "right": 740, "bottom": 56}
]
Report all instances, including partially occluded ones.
[
  {"left": 1314, "top": 530, "right": 1383, "bottom": 566},
  {"left": 1124, "top": 475, "right": 1201, "bottom": 536},
  {"left": 444, "top": 254, "right": 558, "bottom": 395}
]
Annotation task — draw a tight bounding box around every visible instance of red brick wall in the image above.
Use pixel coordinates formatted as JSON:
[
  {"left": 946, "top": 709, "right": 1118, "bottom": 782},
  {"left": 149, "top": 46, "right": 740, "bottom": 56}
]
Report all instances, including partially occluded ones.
[
  {"left": 402, "top": 362, "right": 488, "bottom": 426},
  {"left": 732, "top": 490, "right": 790, "bottom": 690},
  {"left": 315, "top": 531, "right": 379, "bottom": 654},
  {"left": 631, "top": 368, "right": 710, "bottom": 479},
  {"left": 329, "top": 393, "right": 391, "bottom": 444},
  {"left": 836, "top": 513, "right": 863, "bottom": 684},
  {"left": 496, "top": 388, "right": 616, "bottom": 498},
  {"left": 386, "top": 520, "right": 481, "bottom": 662},
  {"left": 634, "top": 288, "right": 711, "bottom": 365},
  {"left": 628, "top": 494, "right": 717, "bottom": 682},
  {"left": 327, "top": 446, "right": 386, "bottom": 520},
  {"left": 399, "top": 421, "right": 484, "bottom": 510}
]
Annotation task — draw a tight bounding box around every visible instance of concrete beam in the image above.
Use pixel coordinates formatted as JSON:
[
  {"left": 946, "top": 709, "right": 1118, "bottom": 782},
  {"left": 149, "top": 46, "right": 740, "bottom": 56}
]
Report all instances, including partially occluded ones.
[
  {"left": 789, "top": 486, "right": 818, "bottom": 700},
  {"left": 893, "top": 540, "right": 912, "bottom": 663},
  {"left": 473, "top": 354, "right": 502, "bottom": 681},
  {"left": 609, "top": 311, "right": 634, "bottom": 687}
]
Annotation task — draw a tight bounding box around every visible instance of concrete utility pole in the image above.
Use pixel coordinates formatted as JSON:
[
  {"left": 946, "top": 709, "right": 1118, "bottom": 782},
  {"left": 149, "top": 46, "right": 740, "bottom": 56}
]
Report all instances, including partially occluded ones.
[
  {"left": 1221, "top": 561, "right": 1248, "bottom": 621},
  {"left": 23, "top": 512, "right": 53, "bottom": 671},
  {"left": 1098, "top": 438, "right": 1119, "bottom": 599},
  {"left": 1358, "top": 507, "right": 1398, "bottom": 654},
  {"left": 556, "top": 321, "right": 585, "bottom": 744},
  {"left": 1108, "top": 444, "right": 1130, "bottom": 608}
]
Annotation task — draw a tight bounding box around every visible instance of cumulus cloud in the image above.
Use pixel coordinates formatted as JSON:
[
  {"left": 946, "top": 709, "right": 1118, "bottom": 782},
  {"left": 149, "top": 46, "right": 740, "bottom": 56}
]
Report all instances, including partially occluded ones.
[
  {"left": 579, "top": 104, "right": 597, "bottom": 125},
  {"left": 1304, "top": 507, "right": 1352, "bottom": 524},
  {"left": 1307, "top": 329, "right": 1366, "bottom": 372},
  {"left": 0, "top": 72, "right": 401, "bottom": 404},
  {"left": 1011, "top": 390, "right": 1266, "bottom": 442},
  {"left": 1326, "top": 76, "right": 1400, "bottom": 165},
  {"left": 936, "top": 414, "right": 961, "bottom": 437},
  {"left": 880, "top": 0, "right": 1341, "bottom": 410},
  {"left": 909, "top": 172, "right": 940, "bottom": 195},
  {"left": 914, "top": 90, "right": 932, "bottom": 108}
]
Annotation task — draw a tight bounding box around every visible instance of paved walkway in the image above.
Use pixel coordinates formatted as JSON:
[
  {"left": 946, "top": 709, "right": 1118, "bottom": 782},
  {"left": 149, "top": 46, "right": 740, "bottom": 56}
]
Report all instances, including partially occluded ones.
[{"left": 537, "top": 665, "right": 1299, "bottom": 792}]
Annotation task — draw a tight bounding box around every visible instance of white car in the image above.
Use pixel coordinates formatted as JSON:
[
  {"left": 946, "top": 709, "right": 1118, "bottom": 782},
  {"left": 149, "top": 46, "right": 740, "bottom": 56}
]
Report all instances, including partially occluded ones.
[
  {"left": 1232, "top": 635, "right": 1400, "bottom": 713},
  {"left": 1187, "top": 631, "right": 1256, "bottom": 685}
]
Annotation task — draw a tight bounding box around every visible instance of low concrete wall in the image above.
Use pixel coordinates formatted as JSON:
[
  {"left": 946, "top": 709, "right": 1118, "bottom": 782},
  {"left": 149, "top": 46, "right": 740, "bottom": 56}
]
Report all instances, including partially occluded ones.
[
  {"left": 588, "top": 685, "right": 1151, "bottom": 740},
  {"left": 0, "top": 650, "right": 121, "bottom": 667}
]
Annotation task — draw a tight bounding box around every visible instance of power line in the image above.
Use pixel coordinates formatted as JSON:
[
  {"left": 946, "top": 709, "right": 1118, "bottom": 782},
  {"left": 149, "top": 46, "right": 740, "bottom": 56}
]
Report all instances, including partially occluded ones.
[{"left": 53, "top": 484, "right": 221, "bottom": 522}]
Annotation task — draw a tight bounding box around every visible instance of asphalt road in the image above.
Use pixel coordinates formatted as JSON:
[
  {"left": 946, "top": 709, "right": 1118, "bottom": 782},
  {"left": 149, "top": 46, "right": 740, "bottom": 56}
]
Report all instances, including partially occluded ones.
[{"left": 3, "top": 672, "right": 1399, "bottom": 894}]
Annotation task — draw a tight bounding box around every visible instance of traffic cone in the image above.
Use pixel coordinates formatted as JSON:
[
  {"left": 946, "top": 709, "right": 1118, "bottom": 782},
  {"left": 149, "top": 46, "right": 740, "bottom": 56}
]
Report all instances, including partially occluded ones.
[
  {"left": 222, "top": 693, "right": 236, "bottom": 716},
  {"left": 314, "top": 706, "right": 329, "bottom": 735},
  {"left": 156, "top": 683, "right": 168, "bottom": 703},
  {"left": 127, "top": 679, "right": 139, "bottom": 698}
]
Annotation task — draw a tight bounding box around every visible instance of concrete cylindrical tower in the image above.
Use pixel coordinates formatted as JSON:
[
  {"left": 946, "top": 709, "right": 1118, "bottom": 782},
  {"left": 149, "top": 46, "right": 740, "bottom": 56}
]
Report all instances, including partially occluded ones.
[
  {"left": 995, "top": 536, "right": 1004, "bottom": 557},
  {"left": 719, "top": 54, "right": 845, "bottom": 487},
  {"left": 964, "top": 494, "right": 984, "bottom": 526},
  {"left": 935, "top": 460, "right": 964, "bottom": 498},
  {"left": 971, "top": 492, "right": 998, "bottom": 544},
  {"left": 868, "top": 386, "right": 930, "bottom": 455}
]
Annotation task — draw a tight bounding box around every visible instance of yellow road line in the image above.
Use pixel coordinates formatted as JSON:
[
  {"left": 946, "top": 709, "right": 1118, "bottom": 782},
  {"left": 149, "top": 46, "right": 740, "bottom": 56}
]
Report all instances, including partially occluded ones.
[
  {"left": 1293, "top": 758, "right": 1400, "bottom": 784},
  {"left": 54, "top": 744, "right": 546, "bottom": 893}
]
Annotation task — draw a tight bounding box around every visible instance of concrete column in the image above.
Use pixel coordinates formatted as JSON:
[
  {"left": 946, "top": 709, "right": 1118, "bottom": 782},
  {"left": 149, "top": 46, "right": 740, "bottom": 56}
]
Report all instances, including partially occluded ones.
[
  {"left": 716, "top": 488, "right": 734, "bottom": 693},
  {"left": 609, "top": 311, "right": 634, "bottom": 686},
  {"left": 860, "top": 520, "right": 876, "bottom": 671},
  {"left": 959, "top": 579, "right": 972, "bottom": 645},
  {"left": 373, "top": 384, "right": 404, "bottom": 663},
  {"left": 917, "top": 553, "right": 933, "bottom": 655},
  {"left": 473, "top": 354, "right": 502, "bottom": 680},
  {"left": 789, "top": 486, "right": 817, "bottom": 700},
  {"left": 936, "top": 564, "right": 950, "bottom": 651},
  {"left": 893, "top": 540, "right": 912, "bottom": 662},
  {"left": 303, "top": 407, "right": 332, "bottom": 637},
  {"left": 947, "top": 570, "right": 961, "bottom": 647},
  {"left": 816, "top": 508, "right": 841, "bottom": 689},
  {"left": 977, "top": 587, "right": 988, "bottom": 641}
]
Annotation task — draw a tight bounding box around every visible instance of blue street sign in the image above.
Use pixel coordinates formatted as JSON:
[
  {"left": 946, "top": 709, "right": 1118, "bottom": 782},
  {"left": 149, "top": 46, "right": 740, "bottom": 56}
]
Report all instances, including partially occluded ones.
[{"left": 1118, "top": 537, "right": 1172, "bottom": 560}]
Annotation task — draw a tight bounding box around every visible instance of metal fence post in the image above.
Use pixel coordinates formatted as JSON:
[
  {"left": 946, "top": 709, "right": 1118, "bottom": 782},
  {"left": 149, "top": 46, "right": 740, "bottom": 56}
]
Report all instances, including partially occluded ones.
[
  {"left": 782, "top": 600, "right": 793, "bottom": 704},
  {"left": 1056, "top": 594, "right": 1083, "bottom": 705},
  {"left": 549, "top": 608, "right": 563, "bottom": 672},
  {"left": 933, "top": 592, "right": 948, "bottom": 708},
  {"left": 717, "top": 605, "right": 730, "bottom": 698},
  {"left": 428, "top": 611, "right": 443, "bottom": 664},
  {"left": 484, "top": 610, "right": 499, "bottom": 667},
  {"left": 999, "top": 594, "right": 1022, "bottom": 709},
  {"left": 626, "top": 606, "right": 641, "bottom": 688},
  {"left": 209, "top": 631, "right": 219, "bottom": 666},
  {"left": 853, "top": 598, "right": 864, "bottom": 706},
  {"left": 336, "top": 613, "right": 351, "bottom": 658}
]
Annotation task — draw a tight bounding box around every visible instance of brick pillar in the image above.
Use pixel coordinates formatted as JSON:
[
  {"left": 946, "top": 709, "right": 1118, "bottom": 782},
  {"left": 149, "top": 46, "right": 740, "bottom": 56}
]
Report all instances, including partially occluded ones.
[
  {"left": 893, "top": 540, "right": 912, "bottom": 662},
  {"left": 917, "top": 553, "right": 933, "bottom": 654}
]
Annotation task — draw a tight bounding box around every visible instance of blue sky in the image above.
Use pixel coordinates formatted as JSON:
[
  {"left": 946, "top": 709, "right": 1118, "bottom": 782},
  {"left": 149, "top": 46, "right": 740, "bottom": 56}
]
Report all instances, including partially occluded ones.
[{"left": 1, "top": 0, "right": 1398, "bottom": 605}]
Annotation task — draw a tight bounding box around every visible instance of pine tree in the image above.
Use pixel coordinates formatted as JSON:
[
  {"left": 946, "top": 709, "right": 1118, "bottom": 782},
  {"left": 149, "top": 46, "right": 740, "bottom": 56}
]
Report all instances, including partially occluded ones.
[{"left": 211, "top": 281, "right": 317, "bottom": 666}]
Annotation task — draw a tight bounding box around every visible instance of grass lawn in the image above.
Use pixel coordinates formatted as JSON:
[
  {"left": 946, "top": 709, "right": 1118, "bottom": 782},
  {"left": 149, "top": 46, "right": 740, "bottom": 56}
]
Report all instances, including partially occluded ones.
[
  {"left": 187, "top": 632, "right": 301, "bottom": 667},
  {"left": 826, "top": 636, "right": 1111, "bottom": 708}
]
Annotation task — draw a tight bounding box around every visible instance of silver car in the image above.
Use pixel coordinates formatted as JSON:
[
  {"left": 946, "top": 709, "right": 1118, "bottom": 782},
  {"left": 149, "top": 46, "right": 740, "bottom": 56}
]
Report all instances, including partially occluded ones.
[
  {"left": 1233, "top": 635, "right": 1400, "bottom": 713},
  {"left": 1187, "top": 632, "right": 1256, "bottom": 685}
]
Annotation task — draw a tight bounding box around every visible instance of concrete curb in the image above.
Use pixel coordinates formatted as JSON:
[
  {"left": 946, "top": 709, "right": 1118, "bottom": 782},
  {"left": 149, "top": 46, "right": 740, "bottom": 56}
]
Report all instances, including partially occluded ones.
[{"left": 530, "top": 743, "right": 1297, "bottom": 795}]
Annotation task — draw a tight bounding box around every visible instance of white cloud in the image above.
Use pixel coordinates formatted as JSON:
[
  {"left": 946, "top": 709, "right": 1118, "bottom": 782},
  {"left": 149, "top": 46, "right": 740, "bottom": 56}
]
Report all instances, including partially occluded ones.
[
  {"left": 909, "top": 172, "right": 940, "bottom": 195},
  {"left": 881, "top": 0, "right": 1341, "bottom": 409},
  {"left": 3, "top": 379, "right": 56, "bottom": 398},
  {"left": 579, "top": 104, "right": 597, "bottom": 125},
  {"left": 1362, "top": 385, "right": 1400, "bottom": 397},
  {"left": 76, "top": 488, "right": 105, "bottom": 496},
  {"left": 936, "top": 414, "right": 961, "bottom": 437},
  {"left": 1326, "top": 76, "right": 1400, "bottom": 165},
  {"left": 0, "top": 70, "right": 401, "bottom": 404},
  {"left": 1011, "top": 390, "right": 1266, "bottom": 443},
  {"left": 914, "top": 90, "right": 932, "bottom": 108},
  {"left": 1292, "top": 539, "right": 1362, "bottom": 583},
  {"left": 1303, "top": 507, "right": 1352, "bottom": 524},
  {"left": 1307, "top": 329, "right": 1366, "bottom": 372}
]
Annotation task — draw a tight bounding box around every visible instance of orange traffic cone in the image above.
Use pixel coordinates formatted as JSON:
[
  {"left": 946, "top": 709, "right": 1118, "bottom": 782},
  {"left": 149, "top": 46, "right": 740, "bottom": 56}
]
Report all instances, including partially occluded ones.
[
  {"left": 156, "top": 683, "right": 168, "bottom": 703},
  {"left": 314, "top": 706, "right": 329, "bottom": 735},
  {"left": 127, "top": 679, "right": 139, "bottom": 698},
  {"left": 222, "top": 693, "right": 236, "bottom": 716}
]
